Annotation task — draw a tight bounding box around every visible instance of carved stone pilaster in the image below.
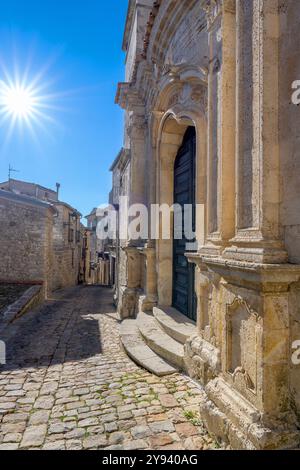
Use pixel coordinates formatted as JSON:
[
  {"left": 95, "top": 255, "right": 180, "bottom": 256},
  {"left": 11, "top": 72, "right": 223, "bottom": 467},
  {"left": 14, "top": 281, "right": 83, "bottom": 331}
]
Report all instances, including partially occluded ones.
[{"left": 127, "top": 113, "right": 147, "bottom": 140}]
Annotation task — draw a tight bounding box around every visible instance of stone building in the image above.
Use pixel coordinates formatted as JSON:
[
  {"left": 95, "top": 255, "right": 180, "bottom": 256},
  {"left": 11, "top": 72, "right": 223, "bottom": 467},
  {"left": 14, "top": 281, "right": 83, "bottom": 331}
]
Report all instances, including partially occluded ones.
[
  {"left": 112, "top": 0, "right": 300, "bottom": 449},
  {"left": 50, "top": 201, "right": 82, "bottom": 291},
  {"left": 0, "top": 179, "right": 84, "bottom": 296},
  {"left": 0, "top": 178, "right": 59, "bottom": 203},
  {"left": 85, "top": 206, "right": 116, "bottom": 286},
  {"left": 0, "top": 189, "right": 55, "bottom": 295},
  {"left": 80, "top": 226, "right": 93, "bottom": 285}
]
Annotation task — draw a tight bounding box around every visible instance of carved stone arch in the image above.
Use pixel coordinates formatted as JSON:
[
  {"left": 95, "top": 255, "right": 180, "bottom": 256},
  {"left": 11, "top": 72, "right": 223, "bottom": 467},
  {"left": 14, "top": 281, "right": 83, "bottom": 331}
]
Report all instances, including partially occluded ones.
[{"left": 150, "top": 74, "right": 208, "bottom": 313}]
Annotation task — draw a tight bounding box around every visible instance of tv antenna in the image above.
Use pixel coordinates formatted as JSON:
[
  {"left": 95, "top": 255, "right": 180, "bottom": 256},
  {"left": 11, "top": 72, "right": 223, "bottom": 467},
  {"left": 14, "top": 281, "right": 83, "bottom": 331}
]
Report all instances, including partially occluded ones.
[{"left": 8, "top": 164, "right": 19, "bottom": 181}]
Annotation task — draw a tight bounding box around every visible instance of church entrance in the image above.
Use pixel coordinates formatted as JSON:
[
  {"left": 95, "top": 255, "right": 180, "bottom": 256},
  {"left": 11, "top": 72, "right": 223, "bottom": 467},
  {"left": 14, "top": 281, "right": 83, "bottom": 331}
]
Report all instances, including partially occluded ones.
[{"left": 172, "top": 127, "right": 197, "bottom": 321}]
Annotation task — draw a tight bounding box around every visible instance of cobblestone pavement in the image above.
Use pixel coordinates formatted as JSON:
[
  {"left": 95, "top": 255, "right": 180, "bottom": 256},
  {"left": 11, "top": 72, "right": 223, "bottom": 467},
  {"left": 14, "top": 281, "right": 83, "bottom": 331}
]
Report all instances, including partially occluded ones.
[{"left": 0, "top": 286, "right": 225, "bottom": 450}]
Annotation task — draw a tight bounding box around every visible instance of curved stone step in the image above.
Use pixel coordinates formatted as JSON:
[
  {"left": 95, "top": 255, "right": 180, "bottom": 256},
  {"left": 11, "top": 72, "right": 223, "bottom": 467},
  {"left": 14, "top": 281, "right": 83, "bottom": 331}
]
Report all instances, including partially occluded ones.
[
  {"left": 153, "top": 306, "right": 196, "bottom": 344},
  {"left": 120, "top": 319, "right": 177, "bottom": 376},
  {"left": 137, "top": 311, "right": 185, "bottom": 370}
]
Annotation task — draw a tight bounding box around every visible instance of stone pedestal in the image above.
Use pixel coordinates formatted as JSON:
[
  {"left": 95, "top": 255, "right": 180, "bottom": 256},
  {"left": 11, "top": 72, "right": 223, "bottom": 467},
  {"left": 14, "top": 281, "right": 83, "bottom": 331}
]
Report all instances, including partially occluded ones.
[
  {"left": 138, "top": 243, "right": 158, "bottom": 312},
  {"left": 118, "top": 245, "right": 142, "bottom": 319},
  {"left": 185, "top": 254, "right": 300, "bottom": 449}
]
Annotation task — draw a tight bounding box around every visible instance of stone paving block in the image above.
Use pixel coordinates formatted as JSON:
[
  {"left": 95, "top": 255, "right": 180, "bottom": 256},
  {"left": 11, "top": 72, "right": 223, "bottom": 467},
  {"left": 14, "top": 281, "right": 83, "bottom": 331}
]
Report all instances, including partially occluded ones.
[
  {"left": 20, "top": 425, "right": 47, "bottom": 448},
  {"left": 0, "top": 286, "right": 221, "bottom": 451}
]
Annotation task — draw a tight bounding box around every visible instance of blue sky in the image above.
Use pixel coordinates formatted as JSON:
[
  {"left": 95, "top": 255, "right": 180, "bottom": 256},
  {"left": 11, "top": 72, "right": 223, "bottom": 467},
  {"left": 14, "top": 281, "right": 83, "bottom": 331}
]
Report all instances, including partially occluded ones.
[{"left": 0, "top": 0, "right": 128, "bottom": 218}]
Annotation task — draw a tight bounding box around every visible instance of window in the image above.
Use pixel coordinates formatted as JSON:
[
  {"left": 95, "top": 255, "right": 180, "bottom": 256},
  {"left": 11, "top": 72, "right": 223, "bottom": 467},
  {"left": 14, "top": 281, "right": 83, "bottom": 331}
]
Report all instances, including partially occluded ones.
[{"left": 68, "top": 228, "right": 74, "bottom": 243}]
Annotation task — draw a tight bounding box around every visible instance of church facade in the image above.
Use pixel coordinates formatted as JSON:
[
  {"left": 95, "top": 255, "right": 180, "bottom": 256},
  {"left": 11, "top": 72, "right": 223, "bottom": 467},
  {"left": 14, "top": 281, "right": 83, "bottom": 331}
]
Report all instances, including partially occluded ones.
[{"left": 112, "top": 0, "right": 300, "bottom": 449}]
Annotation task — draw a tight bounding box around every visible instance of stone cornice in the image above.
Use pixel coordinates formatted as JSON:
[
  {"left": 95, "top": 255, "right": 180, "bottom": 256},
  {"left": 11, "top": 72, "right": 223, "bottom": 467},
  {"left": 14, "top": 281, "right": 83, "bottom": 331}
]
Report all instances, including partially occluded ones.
[
  {"left": 115, "top": 82, "right": 145, "bottom": 112},
  {"left": 188, "top": 254, "right": 300, "bottom": 293}
]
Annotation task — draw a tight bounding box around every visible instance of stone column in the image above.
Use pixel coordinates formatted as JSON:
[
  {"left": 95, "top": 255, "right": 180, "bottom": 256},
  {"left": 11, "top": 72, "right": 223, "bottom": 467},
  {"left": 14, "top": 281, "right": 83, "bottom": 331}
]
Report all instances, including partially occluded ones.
[
  {"left": 224, "top": 0, "right": 287, "bottom": 263},
  {"left": 127, "top": 112, "right": 147, "bottom": 207},
  {"left": 138, "top": 242, "right": 158, "bottom": 312},
  {"left": 200, "top": 0, "right": 236, "bottom": 256},
  {"left": 116, "top": 86, "right": 148, "bottom": 318}
]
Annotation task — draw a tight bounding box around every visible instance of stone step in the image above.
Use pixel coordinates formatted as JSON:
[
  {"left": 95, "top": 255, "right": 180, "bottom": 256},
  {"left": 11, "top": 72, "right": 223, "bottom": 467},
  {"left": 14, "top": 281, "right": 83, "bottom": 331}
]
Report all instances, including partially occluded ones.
[
  {"left": 137, "top": 311, "right": 185, "bottom": 370},
  {"left": 153, "top": 305, "right": 196, "bottom": 344},
  {"left": 120, "top": 319, "right": 177, "bottom": 377}
]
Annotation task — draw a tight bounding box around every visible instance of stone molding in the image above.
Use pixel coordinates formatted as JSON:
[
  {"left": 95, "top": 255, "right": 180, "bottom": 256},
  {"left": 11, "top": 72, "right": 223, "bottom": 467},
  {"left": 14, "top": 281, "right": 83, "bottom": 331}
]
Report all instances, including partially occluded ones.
[{"left": 190, "top": 254, "right": 300, "bottom": 293}]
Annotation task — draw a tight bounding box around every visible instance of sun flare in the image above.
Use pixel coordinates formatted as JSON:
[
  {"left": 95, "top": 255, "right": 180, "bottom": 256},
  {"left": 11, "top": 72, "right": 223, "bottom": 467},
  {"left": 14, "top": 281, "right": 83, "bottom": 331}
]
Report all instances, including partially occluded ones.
[
  {"left": 0, "top": 67, "right": 62, "bottom": 145},
  {"left": 1, "top": 83, "right": 37, "bottom": 119}
]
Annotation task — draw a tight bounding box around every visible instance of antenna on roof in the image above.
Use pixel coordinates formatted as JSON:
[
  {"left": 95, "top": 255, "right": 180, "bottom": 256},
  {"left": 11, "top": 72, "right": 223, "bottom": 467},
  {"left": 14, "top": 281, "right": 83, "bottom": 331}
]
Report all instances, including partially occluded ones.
[
  {"left": 8, "top": 165, "right": 19, "bottom": 189},
  {"left": 8, "top": 164, "right": 19, "bottom": 181}
]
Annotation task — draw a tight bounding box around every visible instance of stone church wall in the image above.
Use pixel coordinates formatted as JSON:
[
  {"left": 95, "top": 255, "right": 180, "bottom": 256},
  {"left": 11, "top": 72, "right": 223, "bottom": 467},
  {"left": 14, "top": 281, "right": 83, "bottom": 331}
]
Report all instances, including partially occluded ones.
[
  {"left": 280, "top": 0, "right": 300, "bottom": 264},
  {"left": 114, "top": 0, "right": 300, "bottom": 449}
]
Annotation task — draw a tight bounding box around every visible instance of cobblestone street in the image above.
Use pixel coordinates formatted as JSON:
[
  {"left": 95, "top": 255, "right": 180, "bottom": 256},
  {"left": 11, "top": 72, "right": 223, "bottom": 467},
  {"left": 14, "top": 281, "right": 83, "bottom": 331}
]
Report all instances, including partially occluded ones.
[{"left": 0, "top": 286, "right": 222, "bottom": 450}]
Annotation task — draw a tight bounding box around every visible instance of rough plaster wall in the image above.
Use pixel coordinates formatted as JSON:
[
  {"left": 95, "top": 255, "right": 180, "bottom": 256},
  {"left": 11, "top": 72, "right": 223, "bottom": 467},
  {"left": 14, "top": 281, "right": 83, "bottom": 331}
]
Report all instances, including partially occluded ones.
[
  {"left": 280, "top": 0, "right": 300, "bottom": 263},
  {"left": 0, "top": 197, "right": 49, "bottom": 283}
]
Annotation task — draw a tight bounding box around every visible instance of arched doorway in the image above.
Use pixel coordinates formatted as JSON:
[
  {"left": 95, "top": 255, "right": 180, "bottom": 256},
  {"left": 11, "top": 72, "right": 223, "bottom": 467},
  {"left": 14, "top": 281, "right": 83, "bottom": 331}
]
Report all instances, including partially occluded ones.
[{"left": 172, "top": 126, "right": 197, "bottom": 321}]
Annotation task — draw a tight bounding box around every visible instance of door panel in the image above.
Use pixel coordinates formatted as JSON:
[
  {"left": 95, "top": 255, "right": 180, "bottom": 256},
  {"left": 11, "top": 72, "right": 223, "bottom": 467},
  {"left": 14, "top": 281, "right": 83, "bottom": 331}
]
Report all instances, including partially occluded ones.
[{"left": 172, "top": 127, "right": 197, "bottom": 322}]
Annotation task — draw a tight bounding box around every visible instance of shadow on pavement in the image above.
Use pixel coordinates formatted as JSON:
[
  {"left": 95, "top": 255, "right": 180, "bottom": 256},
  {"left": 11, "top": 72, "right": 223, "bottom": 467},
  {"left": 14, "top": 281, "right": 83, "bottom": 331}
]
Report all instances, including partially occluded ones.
[{"left": 0, "top": 285, "right": 116, "bottom": 372}]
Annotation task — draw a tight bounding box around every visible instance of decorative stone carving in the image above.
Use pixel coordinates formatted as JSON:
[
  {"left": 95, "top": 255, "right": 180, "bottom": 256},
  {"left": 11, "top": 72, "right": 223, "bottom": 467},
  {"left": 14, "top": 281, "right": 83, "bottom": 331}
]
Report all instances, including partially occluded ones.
[
  {"left": 201, "top": 0, "right": 235, "bottom": 29},
  {"left": 184, "top": 335, "right": 221, "bottom": 385},
  {"left": 226, "top": 297, "right": 259, "bottom": 392},
  {"left": 201, "top": 0, "right": 223, "bottom": 29},
  {"left": 165, "top": 82, "right": 208, "bottom": 118}
]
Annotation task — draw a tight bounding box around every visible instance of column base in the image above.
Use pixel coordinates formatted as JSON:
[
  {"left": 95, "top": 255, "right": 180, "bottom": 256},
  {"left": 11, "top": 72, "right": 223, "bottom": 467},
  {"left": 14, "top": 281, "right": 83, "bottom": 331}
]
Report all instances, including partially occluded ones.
[
  {"left": 138, "top": 294, "right": 157, "bottom": 313},
  {"left": 199, "top": 377, "right": 300, "bottom": 450},
  {"left": 118, "top": 287, "right": 141, "bottom": 319}
]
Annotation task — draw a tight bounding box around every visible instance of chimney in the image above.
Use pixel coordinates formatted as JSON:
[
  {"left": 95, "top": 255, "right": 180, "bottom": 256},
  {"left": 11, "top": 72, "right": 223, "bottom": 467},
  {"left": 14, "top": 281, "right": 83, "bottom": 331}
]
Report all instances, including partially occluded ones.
[{"left": 56, "top": 183, "right": 61, "bottom": 200}]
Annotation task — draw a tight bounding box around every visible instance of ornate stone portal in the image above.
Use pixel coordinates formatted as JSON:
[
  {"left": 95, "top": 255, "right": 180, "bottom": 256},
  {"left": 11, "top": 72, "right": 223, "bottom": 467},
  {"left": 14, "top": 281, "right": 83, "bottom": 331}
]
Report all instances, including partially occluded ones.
[{"left": 112, "top": 0, "right": 300, "bottom": 449}]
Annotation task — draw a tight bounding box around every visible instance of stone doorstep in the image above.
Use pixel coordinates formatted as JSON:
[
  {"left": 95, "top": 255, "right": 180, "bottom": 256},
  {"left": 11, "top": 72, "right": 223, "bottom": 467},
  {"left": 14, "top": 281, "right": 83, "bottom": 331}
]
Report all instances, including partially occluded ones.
[
  {"left": 153, "top": 306, "right": 196, "bottom": 345},
  {"left": 120, "top": 319, "right": 177, "bottom": 377},
  {"left": 137, "top": 311, "right": 185, "bottom": 370}
]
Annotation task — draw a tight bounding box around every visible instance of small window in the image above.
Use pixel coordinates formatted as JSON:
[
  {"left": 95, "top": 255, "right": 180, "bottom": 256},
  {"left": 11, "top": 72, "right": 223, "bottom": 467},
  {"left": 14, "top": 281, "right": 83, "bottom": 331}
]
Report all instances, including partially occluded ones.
[{"left": 68, "top": 228, "right": 74, "bottom": 243}]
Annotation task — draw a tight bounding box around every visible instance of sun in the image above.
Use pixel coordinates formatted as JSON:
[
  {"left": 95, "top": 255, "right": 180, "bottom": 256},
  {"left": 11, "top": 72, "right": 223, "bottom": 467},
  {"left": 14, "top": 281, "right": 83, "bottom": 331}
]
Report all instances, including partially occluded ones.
[
  {"left": 0, "top": 70, "right": 62, "bottom": 144},
  {"left": 0, "top": 47, "right": 70, "bottom": 147},
  {"left": 1, "top": 83, "right": 37, "bottom": 119}
]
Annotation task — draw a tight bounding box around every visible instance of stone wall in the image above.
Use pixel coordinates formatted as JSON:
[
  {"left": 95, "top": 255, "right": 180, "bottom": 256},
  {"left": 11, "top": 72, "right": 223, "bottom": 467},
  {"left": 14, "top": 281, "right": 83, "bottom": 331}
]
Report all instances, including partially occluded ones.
[
  {"left": 0, "top": 191, "right": 53, "bottom": 295},
  {"left": 279, "top": 0, "right": 300, "bottom": 264},
  {"left": 51, "top": 204, "right": 82, "bottom": 291},
  {"left": 0, "top": 191, "right": 83, "bottom": 297}
]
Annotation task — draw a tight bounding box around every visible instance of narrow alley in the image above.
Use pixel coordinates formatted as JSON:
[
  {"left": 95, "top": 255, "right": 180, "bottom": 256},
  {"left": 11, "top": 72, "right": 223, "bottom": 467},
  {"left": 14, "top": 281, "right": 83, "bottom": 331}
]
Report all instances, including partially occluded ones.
[{"left": 0, "top": 287, "right": 221, "bottom": 450}]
